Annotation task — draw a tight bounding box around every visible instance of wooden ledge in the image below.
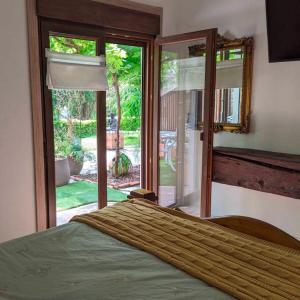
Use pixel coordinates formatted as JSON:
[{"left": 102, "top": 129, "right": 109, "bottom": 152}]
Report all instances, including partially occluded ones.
[
  {"left": 214, "top": 147, "right": 300, "bottom": 171},
  {"left": 213, "top": 147, "right": 300, "bottom": 199}
]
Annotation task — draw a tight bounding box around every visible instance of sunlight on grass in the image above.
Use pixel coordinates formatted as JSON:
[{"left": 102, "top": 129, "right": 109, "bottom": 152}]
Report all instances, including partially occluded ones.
[
  {"left": 159, "top": 160, "right": 176, "bottom": 186},
  {"left": 56, "top": 181, "right": 127, "bottom": 211},
  {"left": 124, "top": 136, "right": 140, "bottom": 146}
]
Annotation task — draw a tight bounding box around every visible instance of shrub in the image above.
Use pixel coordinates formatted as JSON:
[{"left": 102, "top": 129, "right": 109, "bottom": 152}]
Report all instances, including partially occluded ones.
[
  {"left": 54, "top": 119, "right": 97, "bottom": 139},
  {"left": 120, "top": 116, "right": 141, "bottom": 131}
]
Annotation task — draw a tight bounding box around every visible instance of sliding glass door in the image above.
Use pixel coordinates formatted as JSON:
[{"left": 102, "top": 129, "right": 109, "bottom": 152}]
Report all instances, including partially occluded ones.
[
  {"left": 157, "top": 30, "right": 217, "bottom": 217},
  {"left": 40, "top": 21, "right": 107, "bottom": 227}
]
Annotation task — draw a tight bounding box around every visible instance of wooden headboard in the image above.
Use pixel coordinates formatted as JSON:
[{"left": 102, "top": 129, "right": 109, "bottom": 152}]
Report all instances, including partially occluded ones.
[
  {"left": 207, "top": 215, "right": 300, "bottom": 251},
  {"left": 212, "top": 147, "right": 300, "bottom": 199}
]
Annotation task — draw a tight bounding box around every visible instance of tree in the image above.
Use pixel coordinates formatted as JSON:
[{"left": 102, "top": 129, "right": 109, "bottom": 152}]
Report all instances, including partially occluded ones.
[
  {"left": 106, "top": 43, "right": 142, "bottom": 177},
  {"left": 106, "top": 44, "right": 127, "bottom": 177}
]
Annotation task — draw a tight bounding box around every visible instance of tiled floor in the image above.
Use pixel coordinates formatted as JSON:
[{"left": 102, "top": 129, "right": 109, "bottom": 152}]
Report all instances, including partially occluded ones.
[{"left": 159, "top": 186, "right": 200, "bottom": 217}]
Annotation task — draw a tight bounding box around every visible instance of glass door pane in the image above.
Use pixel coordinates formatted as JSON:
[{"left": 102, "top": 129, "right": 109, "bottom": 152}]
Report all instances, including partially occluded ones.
[
  {"left": 105, "top": 43, "right": 143, "bottom": 205},
  {"left": 158, "top": 32, "right": 216, "bottom": 217},
  {"left": 49, "top": 36, "right": 99, "bottom": 225}
]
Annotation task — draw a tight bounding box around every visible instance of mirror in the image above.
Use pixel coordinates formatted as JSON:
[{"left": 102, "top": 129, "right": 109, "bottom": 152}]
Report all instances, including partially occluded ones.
[{"left": 189, "top": 36, "right": 254, "bottom": 133}]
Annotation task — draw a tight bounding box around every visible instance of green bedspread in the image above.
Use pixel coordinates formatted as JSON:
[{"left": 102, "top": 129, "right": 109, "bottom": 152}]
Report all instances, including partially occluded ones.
[{"left": 0, "top": 222, "right": 232, "bottom": 300}]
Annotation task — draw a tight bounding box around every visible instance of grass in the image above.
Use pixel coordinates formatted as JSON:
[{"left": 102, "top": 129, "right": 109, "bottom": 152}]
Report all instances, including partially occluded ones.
[
  {"left": 124, "top": 135, "right": 140, "bottom": 146},
  {"left": 159, "top": 159, "right": 176, "bottom": 186},
  {"left": 56, "top": 181, "right": 127, "bottom": 211},
  {"left": 81, "top": 131, "right": 141, "bottom": 149}
]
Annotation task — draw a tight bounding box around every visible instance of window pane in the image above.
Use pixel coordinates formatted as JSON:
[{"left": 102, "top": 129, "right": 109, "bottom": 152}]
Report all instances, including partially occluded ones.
[
  {"left": 105, "top": 43, "right": 143, "bottom": 204},
  {"left": 49, "top": 36, "right": 99, "bottom": 225},
  {"left": 159, "top": 38, "right": 207, "bottom": 217}
]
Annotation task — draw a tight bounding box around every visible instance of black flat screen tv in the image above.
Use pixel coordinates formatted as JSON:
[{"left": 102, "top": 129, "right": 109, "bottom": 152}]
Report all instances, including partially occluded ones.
[{"left": 266, "top": 0, "right": 300, "bottom": 62}]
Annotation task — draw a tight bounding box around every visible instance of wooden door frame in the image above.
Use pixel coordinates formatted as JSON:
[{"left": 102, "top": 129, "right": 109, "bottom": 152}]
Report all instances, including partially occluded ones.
[
  {"left": 41, "top": 20, "right": 155, "bottom": 227},
  {"left": 154, "top": 29, "right": 217, "bottom": 218},
  {"left": 27, "top": 0, "right": 47, "bottom": 231},
  {"left": 40, "top": 20, "right": 109, "bottom": 227},
  {"left": 104, "top": 33, "right": 155, "bottom": 189},
  {"left": 27, "top": 0, "right": 157, "bottom": 230}
]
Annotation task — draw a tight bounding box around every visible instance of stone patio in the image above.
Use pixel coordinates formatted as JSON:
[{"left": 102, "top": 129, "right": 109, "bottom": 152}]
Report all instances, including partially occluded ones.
[{"left": 57, "top": 202, "right": 118, "bottom": 225}]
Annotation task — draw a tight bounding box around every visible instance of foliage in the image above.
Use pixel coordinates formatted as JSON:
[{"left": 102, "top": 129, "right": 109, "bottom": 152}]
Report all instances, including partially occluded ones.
[
  {"left": 54, "top": 125, "right": 71, "bottom": 158},
  {"left": 68, "top": 142, "right": 84, "bottom": 163},
  {"left": 52, "top": 88, "right": 96, "bottom": 122},
  {"left": 106, "top": 43, "right": 142, "bottom": 132},
  {"left": 69, "top": 140, "right": 95, "bottom": 163},
  {"left": 54, "top": 119, "right": 97, "bottom": 139},
  {"left": 54, "top": 120, "right": 96, "bottom": 160},
  {"left": 109, "top": 153, "right": 133, "bottom": 177},
  {"left": 50, "top": 36, "right": 96, "bottom": 56}
]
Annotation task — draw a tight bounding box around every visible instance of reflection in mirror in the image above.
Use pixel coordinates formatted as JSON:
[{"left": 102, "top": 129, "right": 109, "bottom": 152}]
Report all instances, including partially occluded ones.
[
  {"left": 215, "top": 48, "right": 243, "bottom": 125},
  {"left": 189, "top": 36, "right": 253, "bottom": 133}
]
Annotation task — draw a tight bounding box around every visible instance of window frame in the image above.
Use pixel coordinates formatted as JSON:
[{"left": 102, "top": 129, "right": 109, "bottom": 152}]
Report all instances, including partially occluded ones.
[{"left": 27, "top": 0, "right": 158, "bottom": 230}]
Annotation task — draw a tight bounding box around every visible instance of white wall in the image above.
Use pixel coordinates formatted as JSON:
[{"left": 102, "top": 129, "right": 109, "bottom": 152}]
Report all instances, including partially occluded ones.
[
  {"left": 0, "top": 0, "right": 36, "bottom": 243},
  {"left": 166, "top": 0, "right": 300, "bottom": 238}
]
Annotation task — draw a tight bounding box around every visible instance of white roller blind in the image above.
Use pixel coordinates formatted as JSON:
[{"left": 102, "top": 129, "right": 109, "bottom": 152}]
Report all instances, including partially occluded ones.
[
  {"left": 216, "top": 59, "right": 243, "bottom": 89},
  {"left": 46, "top": 49, "right": 108, "bottom": 91},
  {"left": 161, "top": 57, "right": 243, "bottom": 95}
]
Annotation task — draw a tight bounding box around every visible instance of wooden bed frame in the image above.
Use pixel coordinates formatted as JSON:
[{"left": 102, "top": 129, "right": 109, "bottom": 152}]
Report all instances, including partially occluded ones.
[{"left": 128, "top": 189, "right": 300, "bottom": 251}]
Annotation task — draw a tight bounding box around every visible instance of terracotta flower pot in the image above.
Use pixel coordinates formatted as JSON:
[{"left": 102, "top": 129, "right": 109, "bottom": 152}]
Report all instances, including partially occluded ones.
[
  {"left": 55, "top": 157, "right": 70, "bottom": 187},
  {"left": 68, "top": 156, "right": 84, "bottom": 175},
  {"left": 107, "top": 132, "right": 124, "bottom": 150}
]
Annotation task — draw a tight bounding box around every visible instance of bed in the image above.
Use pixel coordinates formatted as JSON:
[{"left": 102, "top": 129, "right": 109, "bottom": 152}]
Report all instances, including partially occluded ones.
[{"left": 0, "top": 190, "right": 299, "bottom": 300}]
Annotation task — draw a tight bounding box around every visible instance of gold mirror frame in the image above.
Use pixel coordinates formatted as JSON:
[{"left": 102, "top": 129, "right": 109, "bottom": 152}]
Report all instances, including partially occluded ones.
[{"left": 189, "top": 35, "right": 254, "bottom": 133}]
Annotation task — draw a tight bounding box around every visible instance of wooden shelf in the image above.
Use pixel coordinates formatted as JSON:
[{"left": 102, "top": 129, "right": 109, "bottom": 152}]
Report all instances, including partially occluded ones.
[{"left": 212, "top": 147, "right": 300, "bottom": 199}]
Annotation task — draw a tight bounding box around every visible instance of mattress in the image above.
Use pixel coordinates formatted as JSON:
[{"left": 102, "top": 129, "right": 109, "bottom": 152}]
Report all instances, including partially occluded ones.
[{"left": 0, "top": 221, "right": 233, "bottom": 300}]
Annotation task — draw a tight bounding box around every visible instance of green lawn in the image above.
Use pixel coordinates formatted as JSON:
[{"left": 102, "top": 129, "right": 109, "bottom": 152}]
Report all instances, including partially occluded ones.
[
  {"left": 160, "top": 160, "right": 176, "bottom": 186},
  {"left": 81, "top": 132, "right": 140, "bottom": 150},
  {"left": 56, "top": 181, "right": 127, "bottom": 211},
  {"left": 124, "top": 135, "right": 140, "bottom": 146}
]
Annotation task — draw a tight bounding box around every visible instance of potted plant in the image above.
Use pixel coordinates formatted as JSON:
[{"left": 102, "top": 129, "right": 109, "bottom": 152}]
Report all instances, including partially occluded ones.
[
  {"left": 109, "top": 152, "right": 132, "bottom": 177},
  {"left": 54, "top": 136, "right": 71, "bottom": 187},
  {"left": 68, "top": 142, "right": 85, "bottom": 175}
]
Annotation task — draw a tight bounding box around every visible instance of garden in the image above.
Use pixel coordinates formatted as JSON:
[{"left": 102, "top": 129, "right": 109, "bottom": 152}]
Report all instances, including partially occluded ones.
[{"left": 51, "top": 36, "right": 143, "bottom": 212}]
